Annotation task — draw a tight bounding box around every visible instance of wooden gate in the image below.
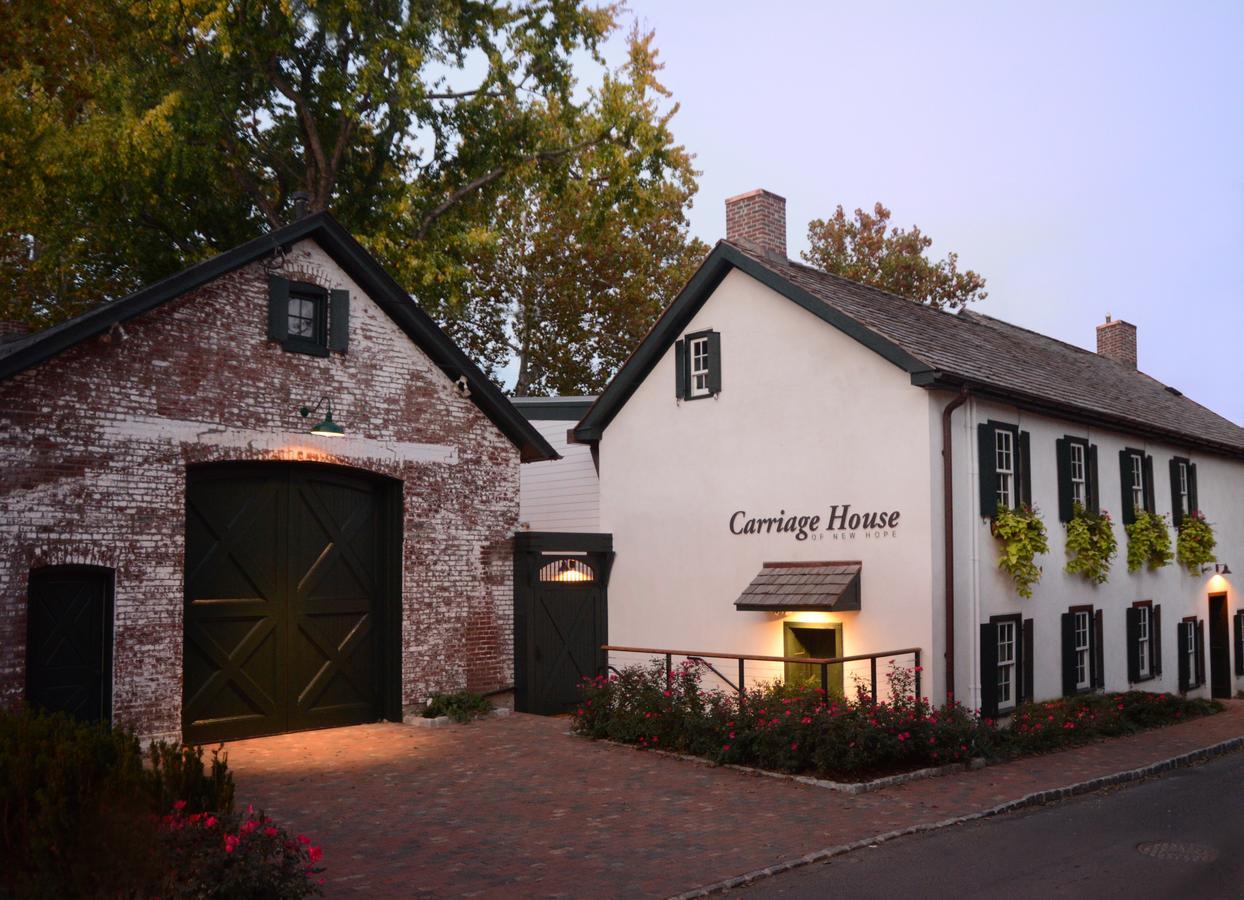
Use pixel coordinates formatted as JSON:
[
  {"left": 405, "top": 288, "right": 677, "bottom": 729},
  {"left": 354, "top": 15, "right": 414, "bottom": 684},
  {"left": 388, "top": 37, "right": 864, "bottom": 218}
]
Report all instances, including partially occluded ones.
[
  {"left": 183, "top": 463, "right": 400, "bottom": 742},
  {"left": 514, "top": 533, "right": 612, "bottom": 715},
  {"left": 26, "top": 566, "right": 114, "bottom": 723}
]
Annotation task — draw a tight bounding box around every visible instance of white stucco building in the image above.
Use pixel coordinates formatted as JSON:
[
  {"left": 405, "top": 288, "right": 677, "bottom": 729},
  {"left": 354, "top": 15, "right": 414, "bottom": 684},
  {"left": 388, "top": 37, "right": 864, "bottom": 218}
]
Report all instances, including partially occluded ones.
[{"left": 566, "top": 188, "right": 1244, "bottom": 715}]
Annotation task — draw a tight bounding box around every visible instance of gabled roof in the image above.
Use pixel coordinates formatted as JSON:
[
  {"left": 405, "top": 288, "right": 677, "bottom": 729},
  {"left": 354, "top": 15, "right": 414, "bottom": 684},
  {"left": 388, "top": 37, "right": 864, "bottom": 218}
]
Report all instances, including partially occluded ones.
[
  {"left": 734, "top": 561, "right": 862, "bottom": 613},
  {"left": 511, "top": 395, "right": 598, "bottom": 422},
  {"left": 0, "top": 213, "right": 557, "bottom": 463},
  {"left": 574, "top": 240, "right": 1244, "bottom": 458}
]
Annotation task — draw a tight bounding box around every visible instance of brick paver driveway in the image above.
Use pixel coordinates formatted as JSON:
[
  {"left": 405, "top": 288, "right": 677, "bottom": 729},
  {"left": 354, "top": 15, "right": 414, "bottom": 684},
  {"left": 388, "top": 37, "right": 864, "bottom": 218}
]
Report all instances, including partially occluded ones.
[{"left": 222, "top": 704, "right": 1244, "bottom": 898}]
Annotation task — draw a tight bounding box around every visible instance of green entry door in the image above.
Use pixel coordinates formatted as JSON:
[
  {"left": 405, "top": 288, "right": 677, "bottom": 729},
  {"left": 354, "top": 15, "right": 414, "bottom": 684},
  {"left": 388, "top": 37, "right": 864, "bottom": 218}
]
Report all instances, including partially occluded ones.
[{"left": 783, "top": 622, "right": 844, "bottom": 695}]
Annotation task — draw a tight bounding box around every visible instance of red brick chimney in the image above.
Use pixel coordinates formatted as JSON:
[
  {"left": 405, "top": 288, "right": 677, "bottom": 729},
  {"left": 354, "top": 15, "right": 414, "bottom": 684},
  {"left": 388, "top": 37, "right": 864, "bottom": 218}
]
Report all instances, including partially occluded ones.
[
  {"left": 1096, "top": 315, "right": 1137, "bottom": 368},
  {"left": 725, "top": 189, "right": 787, "bottom": 258}
]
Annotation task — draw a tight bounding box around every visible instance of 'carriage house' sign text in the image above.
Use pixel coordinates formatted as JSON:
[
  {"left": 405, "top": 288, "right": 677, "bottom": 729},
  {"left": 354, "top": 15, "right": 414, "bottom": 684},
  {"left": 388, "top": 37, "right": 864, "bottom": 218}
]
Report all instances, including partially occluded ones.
[{"left": 729, "top": 505, "right": 901, "bottom": 542}]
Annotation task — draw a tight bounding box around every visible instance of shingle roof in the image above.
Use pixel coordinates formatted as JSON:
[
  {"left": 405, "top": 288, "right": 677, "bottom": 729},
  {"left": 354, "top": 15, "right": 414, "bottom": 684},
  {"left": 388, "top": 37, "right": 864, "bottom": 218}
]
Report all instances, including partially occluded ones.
[
  {"left": 734, "top": 561, "right": 862, "bottom": 612},
  {"left": 572, "top": 239, "right": 1244, "bottom": 457},
  {"left": 723, "top": 241, "right": 1244, "bottom": 455}
]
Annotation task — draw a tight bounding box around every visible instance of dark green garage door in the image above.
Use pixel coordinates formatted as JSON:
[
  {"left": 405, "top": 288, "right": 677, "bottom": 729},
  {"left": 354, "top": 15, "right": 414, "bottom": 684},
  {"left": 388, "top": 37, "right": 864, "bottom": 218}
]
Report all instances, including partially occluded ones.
[{"left": 184, "top": 464, "right": 395, "bottom": 743}]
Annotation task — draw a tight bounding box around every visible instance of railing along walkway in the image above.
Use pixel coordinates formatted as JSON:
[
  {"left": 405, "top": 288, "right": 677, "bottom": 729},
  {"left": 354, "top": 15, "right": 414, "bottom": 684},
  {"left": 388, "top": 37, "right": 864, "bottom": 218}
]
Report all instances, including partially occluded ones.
[{"left": 602, "top": 645, "right": 922, "bottom": 702}]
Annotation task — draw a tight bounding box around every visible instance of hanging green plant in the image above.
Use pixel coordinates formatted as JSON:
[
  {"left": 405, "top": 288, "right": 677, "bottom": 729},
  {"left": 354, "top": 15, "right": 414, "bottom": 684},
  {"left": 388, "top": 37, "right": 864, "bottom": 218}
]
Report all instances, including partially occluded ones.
[
  {"left": 1176, "top": 510, "right": 1216, "bottom": 575},
  {"left": 1064, "top": 503, "right": 1117, "bottom": 585},
  {"left": 1125, "top": 510, "right": 1172, "bottom": 573},
  {"left": 991, "top": 503, "right": 1049, "bottom": 598}
]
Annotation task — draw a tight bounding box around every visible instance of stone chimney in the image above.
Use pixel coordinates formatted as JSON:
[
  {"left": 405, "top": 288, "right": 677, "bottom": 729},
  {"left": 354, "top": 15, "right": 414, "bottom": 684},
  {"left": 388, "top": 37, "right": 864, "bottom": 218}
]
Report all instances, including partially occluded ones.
[
  {"left": 725, "top": 189, "right": 787, "bottom": 258},
  {"left": 1096, "top": 315, "right": 1137, "bottom": 368}
]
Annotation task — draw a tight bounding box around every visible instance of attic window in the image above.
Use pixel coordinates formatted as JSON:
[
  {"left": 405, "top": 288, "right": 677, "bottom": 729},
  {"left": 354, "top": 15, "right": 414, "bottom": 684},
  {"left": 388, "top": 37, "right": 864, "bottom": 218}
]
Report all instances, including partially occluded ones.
[
  {"left": 675, "top": 329, "right": 721, "bottom": 401},
  {"left": 267, "top": 276, "right": 350, "bottom": 356}
]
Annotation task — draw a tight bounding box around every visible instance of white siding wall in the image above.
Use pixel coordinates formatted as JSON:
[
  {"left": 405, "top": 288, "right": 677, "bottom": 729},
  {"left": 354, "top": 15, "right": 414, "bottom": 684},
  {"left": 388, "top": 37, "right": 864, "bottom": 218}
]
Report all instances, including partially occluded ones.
[
  {"left": 519, "top": 419, "right": 600, "bottom": 532},
  {"left": 598, "top": 269, "right": 937, "bottom": 691}
]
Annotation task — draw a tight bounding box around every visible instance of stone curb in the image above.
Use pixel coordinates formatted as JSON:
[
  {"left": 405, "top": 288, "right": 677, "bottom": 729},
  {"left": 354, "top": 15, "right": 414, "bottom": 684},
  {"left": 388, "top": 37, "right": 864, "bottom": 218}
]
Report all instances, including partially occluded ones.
[
  {"left": 591, "top": 737, "right": 973, "bottom": 795},
  {"left": 670, "top": 734, "right": 1244, "bottom": 898}
]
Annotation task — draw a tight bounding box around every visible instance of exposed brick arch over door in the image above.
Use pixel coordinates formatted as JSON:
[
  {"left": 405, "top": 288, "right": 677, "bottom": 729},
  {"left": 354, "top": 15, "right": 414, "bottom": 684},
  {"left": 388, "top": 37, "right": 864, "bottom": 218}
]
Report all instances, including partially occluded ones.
[{"left": 183, "top": 463, "right": 400, "bottom": 742}]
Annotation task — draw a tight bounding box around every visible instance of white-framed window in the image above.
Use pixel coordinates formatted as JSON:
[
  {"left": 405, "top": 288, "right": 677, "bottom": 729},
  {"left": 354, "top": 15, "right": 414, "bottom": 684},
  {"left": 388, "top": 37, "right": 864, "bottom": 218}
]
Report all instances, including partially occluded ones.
[
  {"left": 997, "top": 620, "right": 1016, "bottom": 708},
  {"left": 995, "top": 430, "right": 1014, "bottom": 509},
  {"left": 1130, "top": 453, "right": 1145, "bottom": 513},
  {"left": 1177, "top": 461, "right": 1189, "bottom": 516},
  {"left": 1070, "top": 442, "right": 1086, "bottom": 506},
  {"left": 1074, "top": 610, "right": 1091, "bottom": 690},
  {"left": 689, "top": 336, "right": 710, "bottom": 397},
  {"left": 1137, "top": 605, "right": 1151, "bottom": 679}
]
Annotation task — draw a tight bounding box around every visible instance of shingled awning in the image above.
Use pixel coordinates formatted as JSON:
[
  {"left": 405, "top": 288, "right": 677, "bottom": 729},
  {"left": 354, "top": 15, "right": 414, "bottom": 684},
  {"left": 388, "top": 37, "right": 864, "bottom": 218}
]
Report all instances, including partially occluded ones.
[{"left": 734, "top": 561, "right": 862, "bottom": 612}]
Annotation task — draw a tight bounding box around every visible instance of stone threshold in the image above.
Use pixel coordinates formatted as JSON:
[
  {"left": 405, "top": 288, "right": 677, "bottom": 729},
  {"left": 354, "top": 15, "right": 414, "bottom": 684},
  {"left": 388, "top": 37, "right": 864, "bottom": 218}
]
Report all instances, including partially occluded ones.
[{"left": 406, "top": 707, "right": 512, "bottom": 729}]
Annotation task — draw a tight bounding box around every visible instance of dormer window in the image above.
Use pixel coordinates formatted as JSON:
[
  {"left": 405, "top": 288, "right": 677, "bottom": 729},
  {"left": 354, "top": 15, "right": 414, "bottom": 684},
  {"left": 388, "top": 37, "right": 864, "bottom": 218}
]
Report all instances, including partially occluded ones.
[
  {"left": 674, "top": 330, "right": 721, "bottom": 401},
  {"left": 267, "top": 276, "right": 350, "bottom": 357}
]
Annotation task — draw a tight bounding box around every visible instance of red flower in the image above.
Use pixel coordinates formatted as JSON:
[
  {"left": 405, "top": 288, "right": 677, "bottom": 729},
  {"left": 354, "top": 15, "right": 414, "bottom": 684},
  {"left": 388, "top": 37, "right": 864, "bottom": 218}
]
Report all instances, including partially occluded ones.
[
  {"left": 224, "top": 834, "right": 240, "bottom": 854},
  {"left": 308, "top": 845, "right": 324, "bottom": 864},
  {"left": 172, "top": 800, "right": 187, "bottom": 812}
]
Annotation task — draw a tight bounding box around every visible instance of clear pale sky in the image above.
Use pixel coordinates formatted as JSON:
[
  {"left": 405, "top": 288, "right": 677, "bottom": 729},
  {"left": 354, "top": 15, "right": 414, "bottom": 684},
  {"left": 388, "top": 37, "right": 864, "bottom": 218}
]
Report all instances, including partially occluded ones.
[{"left": 578, "top": 1, "right": 1244, "bottom": 423}]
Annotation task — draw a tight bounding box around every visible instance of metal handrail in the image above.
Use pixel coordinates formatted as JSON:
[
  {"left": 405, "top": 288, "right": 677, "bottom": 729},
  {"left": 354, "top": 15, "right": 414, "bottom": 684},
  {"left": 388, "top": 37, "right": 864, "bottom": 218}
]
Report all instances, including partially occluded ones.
[
  {"left": 687, "top": 656, "right": 739, "bottom": 693},
  {"left": 602, "top": 644, "right": 922, "bottom": 702}
]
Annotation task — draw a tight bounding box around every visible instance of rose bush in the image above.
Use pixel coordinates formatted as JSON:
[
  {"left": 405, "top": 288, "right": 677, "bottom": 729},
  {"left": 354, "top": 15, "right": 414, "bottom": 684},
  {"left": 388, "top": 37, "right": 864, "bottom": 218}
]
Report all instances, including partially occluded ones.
[{"left": 573, "top": 661, "right": 1221, "bottom": 780}]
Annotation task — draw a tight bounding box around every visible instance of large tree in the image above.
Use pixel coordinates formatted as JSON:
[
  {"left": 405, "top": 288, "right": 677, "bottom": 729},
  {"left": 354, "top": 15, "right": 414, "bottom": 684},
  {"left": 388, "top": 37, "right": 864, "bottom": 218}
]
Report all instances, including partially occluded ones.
[
  {"left": 0, "top": 0, "right": 703, "bottom": 391},
  {"left": 803, "top": 203, "right": 986, "bottom": 310}
]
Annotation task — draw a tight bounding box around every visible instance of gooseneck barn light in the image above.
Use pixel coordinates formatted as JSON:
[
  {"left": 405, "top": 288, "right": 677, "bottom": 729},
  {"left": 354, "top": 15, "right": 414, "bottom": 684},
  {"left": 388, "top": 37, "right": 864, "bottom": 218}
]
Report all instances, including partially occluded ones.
[
  {"left": 1201, "top": 563, "right": 1232, "bottom": 576},
  {"left": 299, "top": 397, "right": 345, "bottom": 438}
]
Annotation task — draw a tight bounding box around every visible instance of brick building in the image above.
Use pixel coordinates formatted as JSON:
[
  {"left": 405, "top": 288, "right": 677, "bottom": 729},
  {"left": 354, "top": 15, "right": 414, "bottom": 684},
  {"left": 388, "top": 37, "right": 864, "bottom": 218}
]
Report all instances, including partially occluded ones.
[{"left": 0, "top": 212, "right": 555, "bottom": 742}]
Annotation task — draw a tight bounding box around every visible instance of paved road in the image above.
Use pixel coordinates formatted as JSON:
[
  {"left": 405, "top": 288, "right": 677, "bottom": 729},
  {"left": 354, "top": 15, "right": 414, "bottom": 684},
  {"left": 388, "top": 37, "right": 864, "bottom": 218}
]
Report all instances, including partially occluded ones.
[{"left": 744, "top": 750, "right": 1244, "bottom": 899}]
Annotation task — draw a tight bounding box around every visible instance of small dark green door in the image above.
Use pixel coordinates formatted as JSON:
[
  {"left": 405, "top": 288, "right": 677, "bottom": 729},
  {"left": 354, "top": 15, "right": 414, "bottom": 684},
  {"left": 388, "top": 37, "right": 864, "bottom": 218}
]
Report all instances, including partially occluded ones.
[
  {"left": 183, "top": 464, "right": 391, "bottom": 743},
  {"left": 26, "top": 566, "right": 114, "bottom": 723},
  {"left": 784, "top": 622, "right": 844, "bottom": 695}
]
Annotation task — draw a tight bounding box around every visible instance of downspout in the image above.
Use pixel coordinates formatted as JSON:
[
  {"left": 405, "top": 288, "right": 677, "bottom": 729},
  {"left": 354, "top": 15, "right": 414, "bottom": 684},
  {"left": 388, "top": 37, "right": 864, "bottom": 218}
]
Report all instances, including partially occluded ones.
[{"left": 941, "top": 385, "right": 970, "bottom": 703}]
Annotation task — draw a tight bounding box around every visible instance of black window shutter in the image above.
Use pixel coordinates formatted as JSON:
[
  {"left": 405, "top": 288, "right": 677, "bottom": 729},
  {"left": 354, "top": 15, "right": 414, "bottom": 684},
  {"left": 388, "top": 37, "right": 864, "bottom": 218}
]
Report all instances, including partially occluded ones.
[
  {"left": 1021, "top": 618, "right": 1034, "bottom": 703},
  {"left": 1060, "top": 612, "right": 1077, "bottom": 697},
  {"left": 979, "top": 622, "right": 998, "bottom": 718},
  {"left": 1019, "top": 431, "right": 1032, "bottom": 507},
  {"left": 1168, "top": 458, "right": 1182, "bottom": 527},
  {"left": 1234, "top": 611, "right": 1244, "bottom": 677},
  {"left": 1188, "top": 463, "right": 1198, "bottom": 516},
  {"left": 706, "top": 331, "right": 722, "bottom": 395},
  {"left": 268, "top": 276, "right": 290, "bottom": 341},
  {"left": 1195, "top": 620, "right": 1206, "bottom": 688},
  {"left": 674, "top": 339, "right": 686, "bottom": 399},
  {"left": 1142, "top": 455, "right": 1156, "bottom": 514},
  {"left": 1055, "top": 438, "right": 1073, "bottom": 522},
  {"left": 328, "top": 289, "right": 349, "bottom": 352},
  {"left": 1153, "top": 605, "right": 1163, "bottom": 677},
  {"left": 1093, "top": 609, "right": 1105, "bottom": 690},
  {"left": 1087, "top": 444, "right": 1100, "bottom": 514},
  {"left": 1177, "top": 622, "right": 1190, "bottom": 692},
  {"left": 1125, "top": 607, "right": 1140, "bottom": 683},
  {"left": 978, "top": 423, "right": 998, "bottom": 517},
  {"left": 1118, "top": 450, "right": 1135, "bottom": 525}
]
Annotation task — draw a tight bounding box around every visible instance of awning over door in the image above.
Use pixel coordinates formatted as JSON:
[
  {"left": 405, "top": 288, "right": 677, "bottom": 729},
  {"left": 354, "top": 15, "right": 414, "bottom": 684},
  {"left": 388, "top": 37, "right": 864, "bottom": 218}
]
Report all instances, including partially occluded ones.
[{"left": 734, "top": 561, "right": 861, "bottom": 612}]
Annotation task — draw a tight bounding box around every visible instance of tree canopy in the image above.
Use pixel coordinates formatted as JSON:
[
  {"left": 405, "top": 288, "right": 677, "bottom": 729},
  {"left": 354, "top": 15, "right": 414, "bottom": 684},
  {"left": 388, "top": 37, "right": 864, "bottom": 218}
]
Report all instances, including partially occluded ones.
[
  {"left": 0, "top": 1, "right": 705, "bottom": 394},
  {"left": 802, "top": 203, "right": 986, "bottom": 310}
]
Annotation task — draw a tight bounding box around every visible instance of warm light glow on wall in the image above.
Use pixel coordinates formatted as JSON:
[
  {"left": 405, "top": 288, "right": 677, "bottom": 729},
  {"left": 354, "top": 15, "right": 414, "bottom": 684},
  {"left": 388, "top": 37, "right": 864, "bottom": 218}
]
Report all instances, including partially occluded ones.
[
  {"left": 783, "top": 611, "right": 836, "bottom": 624},
  {"left": 1207, "top": 573, "right": 1230, "bottom": 594}
]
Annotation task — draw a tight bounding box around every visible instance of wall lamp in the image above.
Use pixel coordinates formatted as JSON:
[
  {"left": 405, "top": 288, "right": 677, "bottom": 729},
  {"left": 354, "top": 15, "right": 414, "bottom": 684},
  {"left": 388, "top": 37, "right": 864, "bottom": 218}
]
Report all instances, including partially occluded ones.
[
  {"left": 1201, "top": 563, "right": 1232, "bottom": 576},
  {"left": 299, "top": 397, "right": 345, "bottom": 438}
]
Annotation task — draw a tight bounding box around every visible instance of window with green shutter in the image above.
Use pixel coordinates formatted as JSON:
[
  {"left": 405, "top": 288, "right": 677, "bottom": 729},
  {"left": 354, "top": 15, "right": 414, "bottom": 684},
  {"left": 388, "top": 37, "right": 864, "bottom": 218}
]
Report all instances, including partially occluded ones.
[
  {"left": 978, "top": 421, "right": 1030, "bottom": 515},
  {"left": 677, "top": 329, "right": 721, "bottom": 401},
  {"left": 267, "top": 277, "right": 349, "bottom": 357},
  {"left": 1118, "top": 448, "right": 1153, "bottom": 525},
  {"left": 1056, "top": 436, "right": 1098, "bottom": 521},
  {"left": 1168, "top": 456, "right": 1197, "bottom": 527}
]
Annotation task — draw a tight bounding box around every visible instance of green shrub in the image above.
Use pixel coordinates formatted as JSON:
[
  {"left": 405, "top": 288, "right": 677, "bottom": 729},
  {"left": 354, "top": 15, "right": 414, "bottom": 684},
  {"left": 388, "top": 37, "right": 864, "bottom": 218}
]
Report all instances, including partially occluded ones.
[
  {"left": 423, "top": 691, "right": 494, "bottom": 723},
  {"left": 147, "top": 740, "right": 236, "bottom": 816},
  {"left": 0, "top": 708, "right": 160, "bottom": 897},
  {"left": 1001, "top": 691, "right": 1219, "bottom": 756},
  {"left": 991, "top": 503, "right": 1049, "bottom": 598}
]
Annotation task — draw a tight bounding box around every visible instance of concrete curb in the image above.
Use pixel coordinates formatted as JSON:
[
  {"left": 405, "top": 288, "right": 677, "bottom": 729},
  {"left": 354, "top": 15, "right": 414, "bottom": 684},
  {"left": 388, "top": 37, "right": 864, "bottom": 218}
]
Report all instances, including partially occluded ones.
[{"left": 671, "top": 734, "right": 1244, "bottom": 898}]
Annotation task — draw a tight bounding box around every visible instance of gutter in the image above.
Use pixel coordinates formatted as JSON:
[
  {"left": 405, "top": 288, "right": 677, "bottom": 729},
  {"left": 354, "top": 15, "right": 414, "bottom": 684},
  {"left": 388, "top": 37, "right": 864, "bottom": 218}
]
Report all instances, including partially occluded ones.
[{"left": 941, "top": 385, "right": 970, "bottom": 702}]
